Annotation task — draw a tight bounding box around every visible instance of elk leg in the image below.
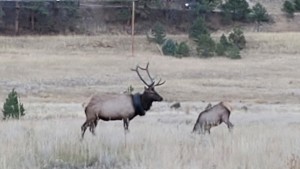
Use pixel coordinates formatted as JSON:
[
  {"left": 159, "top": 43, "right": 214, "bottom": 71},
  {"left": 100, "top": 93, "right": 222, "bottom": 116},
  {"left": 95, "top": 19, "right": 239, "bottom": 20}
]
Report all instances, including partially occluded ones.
[
  {"left": 89, "top": 119, "right": 98, "bottom": 135},
  {"left": 123, "top": 118, "right": 130, "bottom": 132},
  {"left": 207, "top": 128, "right": 211, "bottom": 134},
  {"left": 81, "top": 119, "right": 94, "bottom": 139},
  {"left": 81, "top": 121, "right": 88, "bottom": 139},
  {"left": 222, "top": 114, "right": 234, "bottom": 132},
  {"left": 223, "top": 120, "right": 234, "bottom": 132}
]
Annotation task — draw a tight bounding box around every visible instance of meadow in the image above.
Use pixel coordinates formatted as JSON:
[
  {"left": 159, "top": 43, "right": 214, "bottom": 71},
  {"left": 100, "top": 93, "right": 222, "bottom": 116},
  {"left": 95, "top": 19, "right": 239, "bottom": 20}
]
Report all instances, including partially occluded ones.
[{"left": 0, "top": 33, "right": 300, "bottom": 169}]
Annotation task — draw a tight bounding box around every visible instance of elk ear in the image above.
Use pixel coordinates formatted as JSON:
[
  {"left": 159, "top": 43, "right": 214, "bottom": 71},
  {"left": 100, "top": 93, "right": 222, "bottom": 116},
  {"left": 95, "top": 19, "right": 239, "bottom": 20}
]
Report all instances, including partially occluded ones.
[{"left": 144, "top": 86, "right": 148, "bottom": 90}]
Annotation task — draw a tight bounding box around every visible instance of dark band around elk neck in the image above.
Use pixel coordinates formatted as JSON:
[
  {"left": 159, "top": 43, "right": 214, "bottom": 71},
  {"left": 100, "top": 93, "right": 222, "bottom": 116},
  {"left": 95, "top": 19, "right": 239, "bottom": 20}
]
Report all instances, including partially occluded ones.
[{"left": 132, "top": 93, "right": 146, "bottom": 116}]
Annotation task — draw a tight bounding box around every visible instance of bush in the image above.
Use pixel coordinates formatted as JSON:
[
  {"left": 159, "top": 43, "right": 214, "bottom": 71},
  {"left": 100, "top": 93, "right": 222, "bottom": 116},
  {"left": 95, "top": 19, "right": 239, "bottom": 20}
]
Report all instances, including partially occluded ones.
[
  {"left": 215, "top": 34, "right": 227, "bottom": 55},
  {"left": 215, "top": 43, "right": 226, "bottom": 56},
  {"left": 162, "top": 39, "right": 177, "bottom": 56},
  {"left": 249, "top": 3, "right": 270, "bottom": 31},
  {"left": 176, "top": 42, "right": 190, "bottom": 57},
  {"left": 221, "top": 0, "right": 251, "bottom": 21},
  {"left": 124, "top": 85, "right": 134, "bottom": 94},
  {"left": 295, "top": 0, "right": 300, "bottom": 11},
  {"left": 215, "top": 33, "right": 242, "bottom": 59},
  {"left": 147, "top": 22, "right": 166, "bottom": 45},
  {"left": 228, "top": 27, "right": 246, "bottom": 49},
  {"left": 2, "top": 89, "right": 25, "bottom": 120},
  {"left": 226, "top": 45, "right": 241, "bottom": 59},
  {"left": 195, "top": 34, "right": 215, "bottom": 57},
  {"left": 250, "top": 3, "right": 270, "bottom": 22},
  {"left": 283, "top": 0, "right": 295, "bottom": 17},
  {"left": 189, "top": 17, "right": 209, "bottom": 40},
  {"left": 0, "top": 5, "right": 5, "bottom": 18}
]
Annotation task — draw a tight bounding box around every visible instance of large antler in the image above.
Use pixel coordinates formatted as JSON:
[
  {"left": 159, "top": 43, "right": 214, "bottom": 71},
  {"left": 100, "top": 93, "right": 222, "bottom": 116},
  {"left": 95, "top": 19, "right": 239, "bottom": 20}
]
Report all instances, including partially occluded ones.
[{"left": 131, "top": 62, "right": 165, "bottom": 87}]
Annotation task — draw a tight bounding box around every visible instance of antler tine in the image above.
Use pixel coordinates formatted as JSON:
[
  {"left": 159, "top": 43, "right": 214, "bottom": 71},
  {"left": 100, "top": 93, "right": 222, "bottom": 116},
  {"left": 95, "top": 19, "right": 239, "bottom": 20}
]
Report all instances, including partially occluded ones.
[
  {"left": 131, "top": 65, "right": 152, "bottom": 87},
  {"left": 154, "top": 78, "right": 166, "bottom": 87},
  {"left": 136, "top": 62, "right": 155, "bottom": 85}
]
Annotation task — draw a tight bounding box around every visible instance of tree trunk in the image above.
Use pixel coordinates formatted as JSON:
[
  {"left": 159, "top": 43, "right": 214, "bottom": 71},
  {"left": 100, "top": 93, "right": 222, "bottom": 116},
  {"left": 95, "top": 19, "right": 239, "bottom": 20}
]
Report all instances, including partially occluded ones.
[
  {"left": 256, "top": 21, "right": 261, "bottom": 32},
  {"left": 31, "top": 12, "right": 35, "bottom": 30},
  {"left": 15, "top": 1, "right": 20, "bottom": 35}
]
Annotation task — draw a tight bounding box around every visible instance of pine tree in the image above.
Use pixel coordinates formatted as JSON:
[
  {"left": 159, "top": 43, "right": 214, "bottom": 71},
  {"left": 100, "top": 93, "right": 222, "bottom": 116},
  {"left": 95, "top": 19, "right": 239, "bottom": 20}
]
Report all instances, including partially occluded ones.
[
  {"left": 222, "top": 0, "right": 251, "bottom": 21},
  {"left": 2, "top": 89, "right": 25, "bottom": 119},
  {"left": 283, "top": 0, "right": 295, "bottom": 18},
  {"left": 195, "top": 34, "right": 216, "bottom": 57},
  {"left": 228, "top": 27, "right": 246, "bottom": 49},
  {"left": 189, "top": 17, "right": 209, "bottom": 41},
  {"left": 250, "top": 3, "right": 270, "bottom": 31},
  {"left": 147, "top": 22, "right": 166, "bottom": 45},
  {"left": 294, "top": 0, "right": 300, "bottom": 11}
]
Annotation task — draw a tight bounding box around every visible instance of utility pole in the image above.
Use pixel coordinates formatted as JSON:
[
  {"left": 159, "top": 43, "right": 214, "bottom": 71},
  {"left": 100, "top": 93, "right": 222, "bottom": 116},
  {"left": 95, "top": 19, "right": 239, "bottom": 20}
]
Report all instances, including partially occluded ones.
[
  {"left": 131, "top": 0, "right": 135, "bottom": 57},
  {"left": 15, "top": 1, "right": 20, "bottom": 35}
]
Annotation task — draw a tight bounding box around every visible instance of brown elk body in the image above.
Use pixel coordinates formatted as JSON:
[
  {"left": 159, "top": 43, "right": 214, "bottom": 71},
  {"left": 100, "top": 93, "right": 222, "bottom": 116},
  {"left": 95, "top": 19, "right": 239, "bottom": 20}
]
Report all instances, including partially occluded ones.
[
  {"left": 81, "top": 63, "right": 165, "bottom": 139},
  {"left": 192, "top": 102, "right": 234, "bottom": 134}
]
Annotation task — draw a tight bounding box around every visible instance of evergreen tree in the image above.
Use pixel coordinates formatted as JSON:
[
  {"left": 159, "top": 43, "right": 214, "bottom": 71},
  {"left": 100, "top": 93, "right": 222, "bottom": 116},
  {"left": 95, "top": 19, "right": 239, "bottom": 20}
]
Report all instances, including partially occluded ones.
[
  {"left": 26, "top": 2, "right": 49, "bottom": 30},
  {"left": 2, "top": 89, "right": 25, "bottom": 120},
  {"left": 228, "top": 27, "right": 246, "bottom": 49},
  {"left": 216, "top": 34, "right": 229, "bottom": 56},
  {"left": 191, "top": 0, "right": 221, "bottom": 19},
  {"left": 189, "top": 17, "right": 209, "bottom": 41},
  {"left": 282, "top": 0, "right": 295, "bottom": 17},
  {"left": 294, "top": 0, "right": 300, "bottom": 11},
  {"left": 162, "top": 39, "right": 177, "bottom": 56},
  {"left": 0, "top": 5, "right": 5, "bottom": 18},
  {"left": 222, "top": 0, "right": 251, "bottom": 21},
  {"left": 195, "top": 34, "right": 216, "bottom": 57},
  {"left": 147, "top": 22, "right": 166, "bottom": 45},
  {"left": 250, "top": 3, "right": 270, "bottom": 31}
]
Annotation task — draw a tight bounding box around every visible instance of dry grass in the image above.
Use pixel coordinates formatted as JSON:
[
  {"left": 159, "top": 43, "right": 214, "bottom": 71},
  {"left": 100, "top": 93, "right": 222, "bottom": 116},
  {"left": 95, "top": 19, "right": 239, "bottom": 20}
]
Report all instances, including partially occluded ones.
[
  {"left": 0, "top": 33, "right": 300, "bottom": 103},
  {"left": 0, "top": 110, "right": 299, "bottom": 169},
  {"left": 0, "top": 33, "right": 300, "bottom": 169}
]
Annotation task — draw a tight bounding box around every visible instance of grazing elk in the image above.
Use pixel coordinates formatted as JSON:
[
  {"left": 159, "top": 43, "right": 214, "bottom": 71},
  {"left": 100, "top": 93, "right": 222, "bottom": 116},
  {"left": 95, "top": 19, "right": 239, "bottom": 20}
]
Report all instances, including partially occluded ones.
[
  {"left": 192, "top": 102, "right": 234, "bottom": 134},
  {"left": 81, "top": 63, "right": 165, "bottom": 139}
]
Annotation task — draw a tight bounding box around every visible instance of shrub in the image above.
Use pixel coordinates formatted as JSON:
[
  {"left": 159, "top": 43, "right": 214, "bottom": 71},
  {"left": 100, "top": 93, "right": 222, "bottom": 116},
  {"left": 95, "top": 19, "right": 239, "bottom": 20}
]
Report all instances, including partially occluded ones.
[
  {"left": 228, "top": 27, "right": 246, "bottom": 49},
  {"left": 124, "top": 85, "right": 134, "bottom": 94},
  {"left": 249, "top": 3, "right": 270, "bottom": 31},
  {"left": 215, "top": 43, "right": 226, "bottom": 56},
  {"left": 295, "top": 0, "right": 300, "bottom": 11},
  {"left": 250, "top": 3, "right": 270, "bottom": 22},
  {"left": 195, "top": 34, "right": 215, "bottom": 57},
  {"left": 222, "top": 0, "right": 251, "bottom": 21},
  {"left": 226, "top": 45, "right": 241, "bottom": 59},
  {"left": 215, "top": 34, "right": 227, "bottom": 55},
  {"left": 220, "top": 34, "right": 230, "bottom": 47},
  {"left": 147, "top": 22, "right": 166, "bottom": 45},
  {"left": 189, "top": 17, "right": 209, "bottom": 40},
  {"left": 162, "top": 39, "right": 177, "bottom": 56},
  {"left": 176, "top": 42, "right": 190, "bottom": 57},
  {"left": 2, "top": 89, "right": 25, "bottom": 120},
  {"left": 0, "top": 5, "right": 5, "bottom": 18},
  {"left": 283, "top": 0, "right": 295, "bottom": 17}
]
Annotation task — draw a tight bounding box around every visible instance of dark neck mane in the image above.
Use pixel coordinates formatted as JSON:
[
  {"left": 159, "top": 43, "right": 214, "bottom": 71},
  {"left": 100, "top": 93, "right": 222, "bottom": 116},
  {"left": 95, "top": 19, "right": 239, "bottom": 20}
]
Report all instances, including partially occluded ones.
[
  {"left": 131, "top": 93, "right": 146, "bottom": 116},
  {"left": 141, "top": 93, "right": 153, "bottom": 111}
]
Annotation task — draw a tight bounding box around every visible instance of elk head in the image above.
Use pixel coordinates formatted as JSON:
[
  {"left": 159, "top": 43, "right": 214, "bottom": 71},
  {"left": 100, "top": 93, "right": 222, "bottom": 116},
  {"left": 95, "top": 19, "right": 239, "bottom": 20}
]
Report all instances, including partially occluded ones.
[{"left": 131, "top": 63, "right": 165, "bottom": 103}]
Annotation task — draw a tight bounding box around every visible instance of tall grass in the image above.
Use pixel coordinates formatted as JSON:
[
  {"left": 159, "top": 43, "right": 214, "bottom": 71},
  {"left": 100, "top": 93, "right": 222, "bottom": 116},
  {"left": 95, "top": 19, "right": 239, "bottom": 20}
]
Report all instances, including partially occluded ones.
[{"left": 0, "top": 116, "right": 299, "bottom": 169}]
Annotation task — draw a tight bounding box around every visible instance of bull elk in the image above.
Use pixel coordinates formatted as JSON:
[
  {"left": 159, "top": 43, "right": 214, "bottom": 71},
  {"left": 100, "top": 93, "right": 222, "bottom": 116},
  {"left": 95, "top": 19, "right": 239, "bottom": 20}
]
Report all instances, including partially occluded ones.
[
  {"left": 81, "top": 63, "right": 165, "bottom": 139},
  {"left": 192, "top": 102, "right": 234, "bottom": 134}
]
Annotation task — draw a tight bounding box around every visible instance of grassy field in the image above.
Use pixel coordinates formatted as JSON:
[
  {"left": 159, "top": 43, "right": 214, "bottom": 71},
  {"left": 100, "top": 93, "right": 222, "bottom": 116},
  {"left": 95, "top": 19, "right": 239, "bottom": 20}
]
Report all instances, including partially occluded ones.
[{"left": 0, "top": 33, "right": 300, "bottom": 169}]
